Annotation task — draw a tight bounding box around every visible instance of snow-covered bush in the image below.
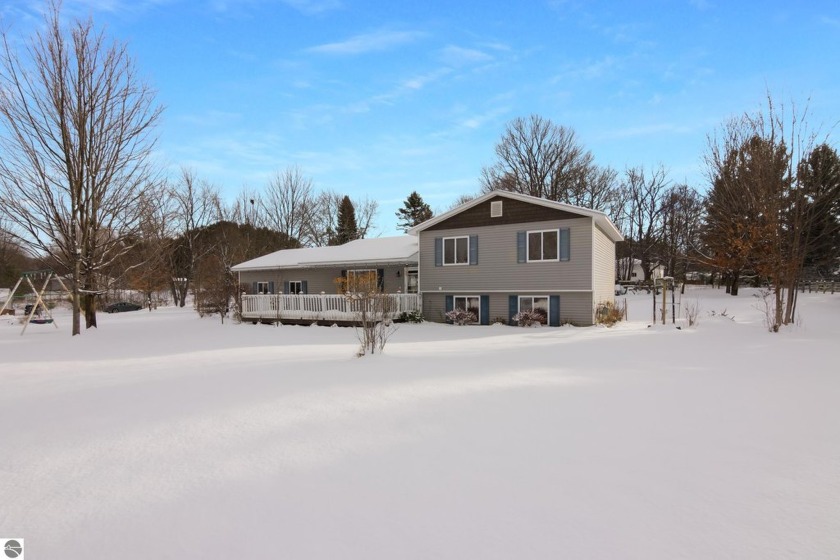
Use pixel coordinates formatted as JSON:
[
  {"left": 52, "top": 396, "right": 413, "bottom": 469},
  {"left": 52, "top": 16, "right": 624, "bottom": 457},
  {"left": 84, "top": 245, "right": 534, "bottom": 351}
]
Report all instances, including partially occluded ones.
[
  {"left": 445, "top": 308, "right": 477, "bottom": 325},
  {"left": 513, "top": 309, "right": 545, "bottom": 327},
  {"left": 398, "top": 310, "right": 424, "bottom": 323}
]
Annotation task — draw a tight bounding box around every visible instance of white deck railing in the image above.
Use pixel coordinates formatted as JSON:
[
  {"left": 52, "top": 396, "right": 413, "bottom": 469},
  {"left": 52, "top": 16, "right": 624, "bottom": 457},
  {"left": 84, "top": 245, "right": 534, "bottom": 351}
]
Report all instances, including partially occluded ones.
[{"left": 240, "top": 293, "right": 422, "bottom": 322}]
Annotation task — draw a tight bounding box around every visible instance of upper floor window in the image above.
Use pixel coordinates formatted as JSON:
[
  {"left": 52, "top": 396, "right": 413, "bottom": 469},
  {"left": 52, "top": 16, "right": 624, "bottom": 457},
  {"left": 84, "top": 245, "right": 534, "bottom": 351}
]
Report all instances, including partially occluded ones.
[
  {"left": 528, "top": 230, "right": 559, "bottom": 262},
  {"left": 518, "top": 228, "right": 569, "bottom": 263},
  {"left": 288, "top": 280, "right": 303, "bottom": 294},
  {"left": 444, "top": 236, "right": 469, "bottom": 265}
]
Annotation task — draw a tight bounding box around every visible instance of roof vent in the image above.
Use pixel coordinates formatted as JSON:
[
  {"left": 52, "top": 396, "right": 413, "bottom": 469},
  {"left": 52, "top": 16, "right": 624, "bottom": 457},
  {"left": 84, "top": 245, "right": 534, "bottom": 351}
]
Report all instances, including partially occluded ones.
[{"left": 490, "top": 200, "right": 503, "bottom": 217}]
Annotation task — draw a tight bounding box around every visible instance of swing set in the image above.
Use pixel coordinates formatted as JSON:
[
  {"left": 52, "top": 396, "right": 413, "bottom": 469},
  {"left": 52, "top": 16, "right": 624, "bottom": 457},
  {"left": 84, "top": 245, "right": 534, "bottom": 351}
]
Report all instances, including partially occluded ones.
[{"left": 0, "top": 270, "right": 71, "bottom": 335}]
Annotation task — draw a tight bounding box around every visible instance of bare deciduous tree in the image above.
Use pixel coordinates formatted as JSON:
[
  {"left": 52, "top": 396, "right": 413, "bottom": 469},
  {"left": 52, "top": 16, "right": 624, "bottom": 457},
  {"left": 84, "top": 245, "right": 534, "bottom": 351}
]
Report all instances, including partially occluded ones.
[
  {"left": 307, "top": 190, "right": 378, "bottom": 247},
  {"left": 480, "top": 114, "right": 622, "bottom": 218},
  {"left": 168, "top": 168, "right": 220, "bottom": 307},
  {"left": 0, "top": 2, "right": 161, "bottom": 334},
  {"left": 261, "top": 166, "right": 313, "bottom": 247},
  {"left": 620, "top": 165, "right": 670, "bottom": 283}
]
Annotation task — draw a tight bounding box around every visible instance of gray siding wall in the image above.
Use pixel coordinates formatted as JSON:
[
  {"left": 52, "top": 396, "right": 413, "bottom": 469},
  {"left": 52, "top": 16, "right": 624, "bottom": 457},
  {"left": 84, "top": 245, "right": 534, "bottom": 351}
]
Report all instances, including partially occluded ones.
[
  {"left": 418, "top": 217, "right": 594, "bottom": 293},
  {"left": 592, "top": 223, "right": 617, "bottom": 307},
  {"left": 423, "top": 292, "right": 595, "bottom": 326},
  {"left": 238, "top": 264, "right": 408, "bottom": 294}
]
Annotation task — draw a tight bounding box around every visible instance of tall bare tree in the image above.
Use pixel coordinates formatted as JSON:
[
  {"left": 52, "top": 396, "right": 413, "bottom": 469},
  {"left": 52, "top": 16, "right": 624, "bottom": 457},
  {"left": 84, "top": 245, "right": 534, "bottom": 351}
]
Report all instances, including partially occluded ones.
[
  {"left": 0, "top": 2, "right": 161, "bottom": 334},
  {"left": 168, "top": 168, "right": 220, "bottom": 307},
  {"left": 260, "top": 166, "right": 312, "bottom": 247},
  {"left": 620, "top": 165, "right": 670, "bottom": 283},
  {"left": 480, "top": 114, "right": 622, "bottom": 218}
]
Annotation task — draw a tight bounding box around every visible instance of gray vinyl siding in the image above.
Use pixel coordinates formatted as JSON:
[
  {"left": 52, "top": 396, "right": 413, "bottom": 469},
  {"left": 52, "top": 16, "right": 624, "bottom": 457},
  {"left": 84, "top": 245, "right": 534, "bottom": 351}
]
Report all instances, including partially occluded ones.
[
  {"left": 592, "top": 223, "right": 617, "bottom": 307},
  {"left": 419, "top": 218, "right": 593, "bottom": 293},
  {"left": 238, "top": 264, "right": 407, "bottom": 294},
  {"left": 423, "top": 291, "right": 596, "bottom": 326}
]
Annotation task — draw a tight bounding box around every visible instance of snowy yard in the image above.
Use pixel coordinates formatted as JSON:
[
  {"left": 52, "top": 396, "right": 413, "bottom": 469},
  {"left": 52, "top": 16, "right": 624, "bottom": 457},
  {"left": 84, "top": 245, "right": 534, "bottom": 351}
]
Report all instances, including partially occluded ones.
[{"left": 1, "top": 287, "right": 839, "bottom": 559}]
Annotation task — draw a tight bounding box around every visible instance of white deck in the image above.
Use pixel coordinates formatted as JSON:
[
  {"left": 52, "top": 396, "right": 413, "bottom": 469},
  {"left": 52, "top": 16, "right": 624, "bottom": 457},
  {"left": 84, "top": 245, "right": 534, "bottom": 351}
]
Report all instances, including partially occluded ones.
[{"left": 240, "top": 293, "right": 422, "bottom": 322}]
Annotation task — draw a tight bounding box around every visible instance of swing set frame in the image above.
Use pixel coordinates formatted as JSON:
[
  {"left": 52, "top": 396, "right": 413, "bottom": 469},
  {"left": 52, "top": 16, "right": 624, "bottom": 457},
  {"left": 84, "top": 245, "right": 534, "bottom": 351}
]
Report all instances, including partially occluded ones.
[{"left": 0, "top": 270, "right": 71, "bottom": 335}]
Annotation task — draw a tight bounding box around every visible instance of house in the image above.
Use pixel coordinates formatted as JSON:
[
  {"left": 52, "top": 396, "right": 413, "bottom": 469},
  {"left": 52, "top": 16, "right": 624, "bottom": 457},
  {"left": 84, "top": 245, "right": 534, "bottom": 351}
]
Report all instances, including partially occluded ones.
[
  {"left": 232, "top": 190, "right": 623, "bottom": 327},
  {"left": 408, "top": 190, "right": 624, "bottom": 326},
  {"left": 616, "top": 257, "right": 664, "bottom": 283},
  {"left": 231, "top": 236, "right": 420, "bottom": 323}
]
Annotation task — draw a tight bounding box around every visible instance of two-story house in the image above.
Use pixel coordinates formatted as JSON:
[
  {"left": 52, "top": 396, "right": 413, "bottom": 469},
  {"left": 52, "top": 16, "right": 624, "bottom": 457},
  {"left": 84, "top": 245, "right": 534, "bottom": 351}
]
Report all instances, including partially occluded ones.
[
  {"left": 232, "top": 190, "right": 622, "bottom": 326},
  {"left": 409, "top": 190, "right": 624, "bottom": 326}
]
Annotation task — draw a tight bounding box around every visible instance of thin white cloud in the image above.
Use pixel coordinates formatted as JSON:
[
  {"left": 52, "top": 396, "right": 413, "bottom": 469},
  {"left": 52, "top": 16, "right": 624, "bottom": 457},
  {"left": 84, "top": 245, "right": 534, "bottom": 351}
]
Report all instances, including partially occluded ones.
[
  {"left": 438, "top": 45, "right": 494, "bottom": 66},
  {"left": 688, "top": 0, "right": 713, "bottom": 10},
  {"left": 307, "top": 30, "right": 425, "bottom": 55},
  {"left": 280, "top": 0, "right": 343, "bottom": 15},
  {"left": 821, "top": 16, "right": 840, "bottom": 29}
]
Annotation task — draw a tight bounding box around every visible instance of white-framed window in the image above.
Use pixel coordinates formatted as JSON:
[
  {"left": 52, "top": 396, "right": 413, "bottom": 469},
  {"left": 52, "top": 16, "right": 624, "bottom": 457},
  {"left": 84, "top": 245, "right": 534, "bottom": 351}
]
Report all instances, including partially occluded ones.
[
  {"left": 256, "top": 281, "right": 270, "bottom": 294},
  {"left": 346, "top": 269, "right": 378, "bottom": 292},
  {"left": 443, "top": 236, "right": 470, "bottom": 266},
  {"left": 288, "top": 280, "right": 303, "bottom": 294},
  {"left": 454, "top": 295, "right": 481, "bottom": 322},
  {"left": 518, "top": 295, "right": 549, "bottom": 324},
  {"left": 527, "top": 229, "right": 559, "bottom": 262}
]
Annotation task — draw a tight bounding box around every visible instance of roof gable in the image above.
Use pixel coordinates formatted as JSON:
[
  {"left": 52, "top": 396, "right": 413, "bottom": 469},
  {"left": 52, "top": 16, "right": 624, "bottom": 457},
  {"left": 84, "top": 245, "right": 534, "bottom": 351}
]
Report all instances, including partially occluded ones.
[{"left": 410, "top": 190, "right": 624, "bottom": 242}]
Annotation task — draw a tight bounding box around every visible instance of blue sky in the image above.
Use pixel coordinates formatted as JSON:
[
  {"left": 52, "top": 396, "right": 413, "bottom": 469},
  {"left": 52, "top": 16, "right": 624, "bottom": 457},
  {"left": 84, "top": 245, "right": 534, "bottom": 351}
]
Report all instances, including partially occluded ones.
[{"left": 2, "top": 0, "right": 839, "bottom": 236}]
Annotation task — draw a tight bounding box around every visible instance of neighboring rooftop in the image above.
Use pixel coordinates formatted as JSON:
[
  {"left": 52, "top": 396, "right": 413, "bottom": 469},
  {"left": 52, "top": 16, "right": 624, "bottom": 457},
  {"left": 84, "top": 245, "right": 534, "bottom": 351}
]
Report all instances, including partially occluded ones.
[{"left": 232, "top": 235, "right": 418, "bottom": 271}]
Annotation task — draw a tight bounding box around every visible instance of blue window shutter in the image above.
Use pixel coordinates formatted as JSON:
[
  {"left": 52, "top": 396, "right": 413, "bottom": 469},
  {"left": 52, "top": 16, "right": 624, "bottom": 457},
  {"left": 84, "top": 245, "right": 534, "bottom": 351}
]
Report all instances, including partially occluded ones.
[
  {"left": 445, "top": 295, "right": 454, "bottom": 324},
  {"left": 559, "top": 228, "right": 570, "bottom": 261},
  {"left": 517, "top": 231, "right": 526, "bottom": 263},
  {"left": 434, "top": 237, "right": 442, "bottom": 267},
  {"left": 549, "top": 295, "right": 560, "bottom": 326},
  {"left": 301, "top": 281, "right": 308, "bottom": 294},
  {"left": 377, "top": 269, "right": 385, "bottom": 291},
  {"left": 283, "top": 281, "right": 290, "bottom": 294},
  {"left": 252, "top": 282, "right": 257, "bottom": 294},
  {"left": 469, "top": 235, "right": 478, "bottom": 265},
  {"left": 268, "top": 281, "right": 275, "bottom": 294},
  {"left": 508, "top": 295, "right": 518, "bottom": 325},
  {"left": 480, "top": 295, "right": 489, "bottom": 325}
]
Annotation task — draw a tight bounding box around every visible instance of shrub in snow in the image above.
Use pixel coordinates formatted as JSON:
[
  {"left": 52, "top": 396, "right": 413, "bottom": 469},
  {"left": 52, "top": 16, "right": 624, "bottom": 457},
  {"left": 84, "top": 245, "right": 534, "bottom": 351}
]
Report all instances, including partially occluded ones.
[
  {"left": 513, "top": 309, "right": 545, "bottom": 327},
  {"left": 595, "top": 301, "right": 626, "bottom": 327},
  {"left": 445, "top": 308, "right": 477, "bottom": 325},
  {"left": 398, "top": 310, "right": 424, "bottom": 323}
]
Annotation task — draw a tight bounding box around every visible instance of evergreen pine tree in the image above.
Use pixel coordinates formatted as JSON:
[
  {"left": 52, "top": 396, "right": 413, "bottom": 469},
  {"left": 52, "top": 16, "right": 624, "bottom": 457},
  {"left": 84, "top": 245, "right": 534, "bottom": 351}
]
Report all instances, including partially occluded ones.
[
  {"left": 332, "top": 195, "right": 359, "bottom": 245},
  {"left": 395, "top": 191, "right": 433, "bottom": 232}
]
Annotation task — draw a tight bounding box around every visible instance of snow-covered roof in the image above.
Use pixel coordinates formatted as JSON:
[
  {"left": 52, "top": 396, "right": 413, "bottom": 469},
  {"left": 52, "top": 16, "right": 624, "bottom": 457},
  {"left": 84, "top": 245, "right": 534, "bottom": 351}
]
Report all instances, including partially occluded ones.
[
  {"left": 409, "top": 190, "right": 624, "bottom": 243},
  {"left": 231, "top": 236, "right": 418, "bottom": 271}
]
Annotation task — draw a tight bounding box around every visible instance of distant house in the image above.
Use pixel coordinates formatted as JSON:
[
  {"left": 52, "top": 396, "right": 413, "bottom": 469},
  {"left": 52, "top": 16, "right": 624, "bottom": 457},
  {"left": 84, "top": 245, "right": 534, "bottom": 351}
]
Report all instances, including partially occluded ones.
[
  {"left": 231, "top": 236, "right": 420, "bottom": 323},
  {"left": 616, "top": 258, "right": 664, "bottom": 283},
  {"left": 409, "top": 190, "right": 623, "bottom": 326}
]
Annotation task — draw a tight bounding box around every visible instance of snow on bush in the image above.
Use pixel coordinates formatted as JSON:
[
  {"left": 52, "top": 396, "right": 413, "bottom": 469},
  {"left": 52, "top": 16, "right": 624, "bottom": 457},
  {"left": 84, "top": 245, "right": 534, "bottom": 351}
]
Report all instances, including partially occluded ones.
[
  {"left": 445, "top": 308, "right": 477, "bottom": 325},
  {"left": 513, "top": 309, "right": 545, "bottom": 327}
]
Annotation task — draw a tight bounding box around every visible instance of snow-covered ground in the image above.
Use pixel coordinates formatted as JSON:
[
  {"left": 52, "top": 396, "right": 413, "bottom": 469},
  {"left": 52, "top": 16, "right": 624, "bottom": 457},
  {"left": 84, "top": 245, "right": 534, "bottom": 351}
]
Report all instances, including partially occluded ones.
[{"left": 1, "top": 287, "right": 838, "bottom": 559}]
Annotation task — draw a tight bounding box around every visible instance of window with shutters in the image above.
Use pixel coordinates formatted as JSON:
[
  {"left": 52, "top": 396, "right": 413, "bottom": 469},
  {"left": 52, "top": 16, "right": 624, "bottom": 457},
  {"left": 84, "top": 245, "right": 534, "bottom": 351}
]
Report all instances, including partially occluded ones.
[
  {"left": 256, "top": 281, "right": 270, "bottom": 294},
  {"left": 443, "top": 236, "right": 470, "bottom": 265},
  {"left": 518, "top": 295, "right": 549, "bottom": 325},
  {"left": 287, "top": 280, "right": 303, "bottom": 294},
  {"left": 454, "top": 295, "right": 481, "bottom": 323},
  {"left": 527, "top": 230, "right": 559, "bottom": 262}
]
